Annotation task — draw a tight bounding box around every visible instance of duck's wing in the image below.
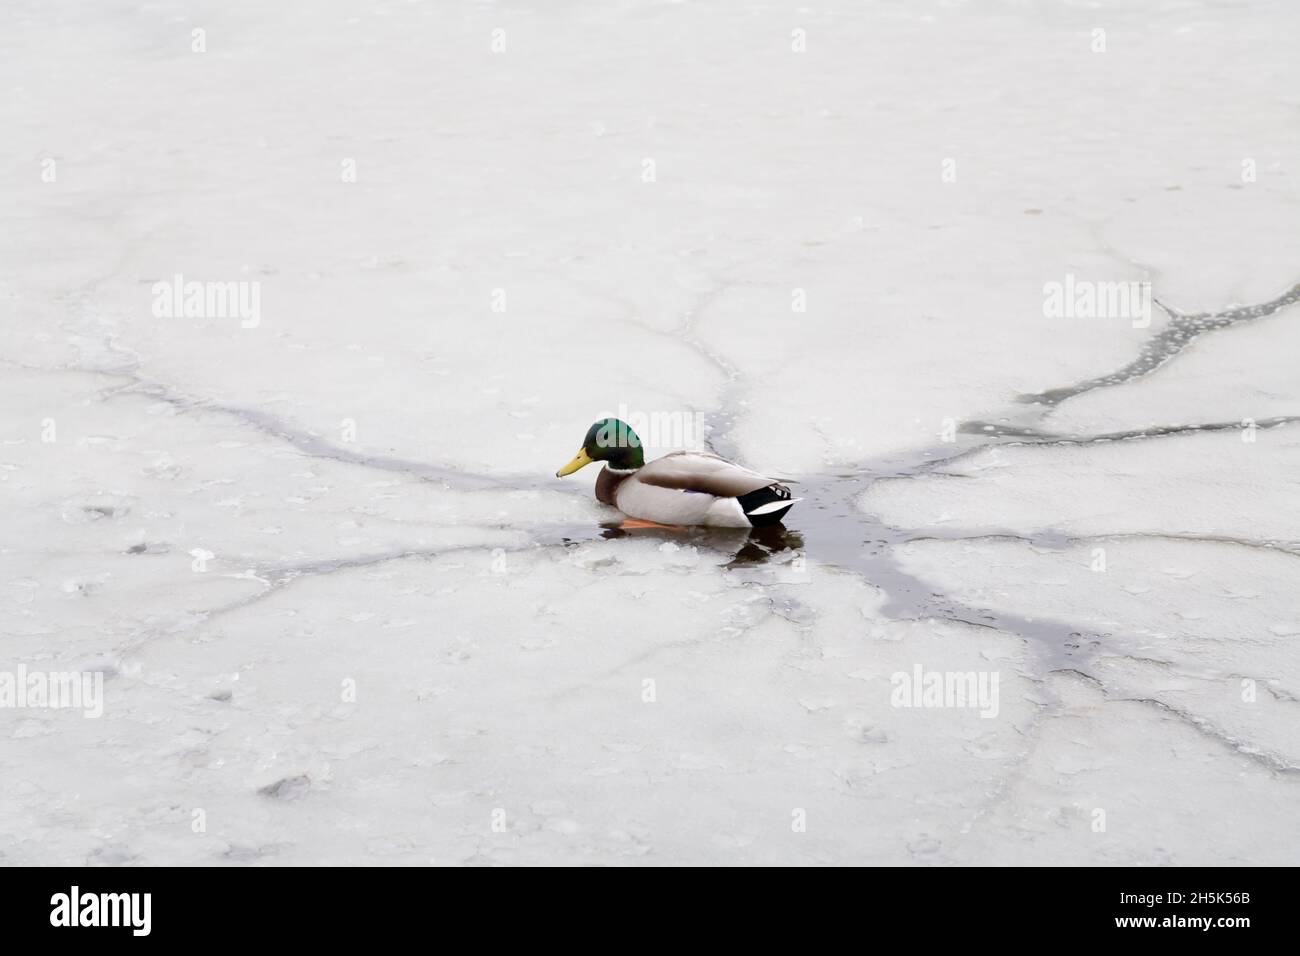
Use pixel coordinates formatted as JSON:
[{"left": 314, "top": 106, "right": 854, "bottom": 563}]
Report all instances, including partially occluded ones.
[{"left": 635, "top": 451, "right": 776, "bottom": 498}]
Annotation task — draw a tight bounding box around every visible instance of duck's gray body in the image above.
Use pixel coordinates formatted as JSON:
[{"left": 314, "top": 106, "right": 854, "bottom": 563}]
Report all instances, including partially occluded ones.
[{"left": 595, "top": 452, "right": 797, "bottom": 528}]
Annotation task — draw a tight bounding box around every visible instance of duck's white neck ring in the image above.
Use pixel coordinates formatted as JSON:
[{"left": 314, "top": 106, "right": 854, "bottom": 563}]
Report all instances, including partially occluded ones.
[{"left": 603, "top": 466, "right": 638, "bottom": 476}]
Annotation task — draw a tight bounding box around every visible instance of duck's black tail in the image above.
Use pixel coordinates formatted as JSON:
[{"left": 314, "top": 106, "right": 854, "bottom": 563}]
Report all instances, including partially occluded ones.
[{"left": 738, "top": 483, "right": 799, "bottom": 527}]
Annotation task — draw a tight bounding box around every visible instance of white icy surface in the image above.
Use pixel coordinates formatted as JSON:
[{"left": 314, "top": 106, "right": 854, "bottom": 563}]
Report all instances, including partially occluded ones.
[
  {"left": 2, "top": 0, "right": 1298, "bottom": 865},
  {"left": 1042, "top": 311, "right": 1300, "bottom": 436},
  {"left": 861, "top": 426, "right": 1300, "bottom": 541}
]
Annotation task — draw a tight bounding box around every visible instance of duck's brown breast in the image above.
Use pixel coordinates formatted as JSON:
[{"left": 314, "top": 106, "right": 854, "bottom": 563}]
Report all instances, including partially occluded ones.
[{"left": 595, "top": 466, "right": 632, "bottom": 505}]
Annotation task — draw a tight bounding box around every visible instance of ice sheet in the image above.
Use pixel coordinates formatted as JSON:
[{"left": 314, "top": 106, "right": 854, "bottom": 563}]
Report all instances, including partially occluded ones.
[{"left": 3, "top": 0, "right": 1298, "bottom": 865}]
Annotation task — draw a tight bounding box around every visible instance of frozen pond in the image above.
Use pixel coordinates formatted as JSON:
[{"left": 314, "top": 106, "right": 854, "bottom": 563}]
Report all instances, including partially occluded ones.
[{"left": 2, "top": 0, "right": 1298, "bottom": 865}]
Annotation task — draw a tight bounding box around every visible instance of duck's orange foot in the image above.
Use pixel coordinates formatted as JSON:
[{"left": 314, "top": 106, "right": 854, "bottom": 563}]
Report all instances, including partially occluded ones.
[{"left": 619, "top": 517, "right": 687, "bottom": 531}]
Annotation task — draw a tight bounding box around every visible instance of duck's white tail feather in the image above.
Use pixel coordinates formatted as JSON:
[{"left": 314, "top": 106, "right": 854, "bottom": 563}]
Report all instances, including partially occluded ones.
[{"left": 745, "top": 497, "right": 803, "bottom": 516}]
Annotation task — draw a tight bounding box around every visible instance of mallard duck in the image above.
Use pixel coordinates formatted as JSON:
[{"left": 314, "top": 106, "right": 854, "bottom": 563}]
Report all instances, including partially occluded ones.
[{"left": 555, "top": 418, "right": 799, "bottom": 528}]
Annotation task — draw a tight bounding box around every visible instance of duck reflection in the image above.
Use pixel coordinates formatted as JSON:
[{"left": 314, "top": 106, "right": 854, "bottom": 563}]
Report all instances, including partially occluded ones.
[{"left": 597, "top": 520, "right": 805, "bottom": 567}]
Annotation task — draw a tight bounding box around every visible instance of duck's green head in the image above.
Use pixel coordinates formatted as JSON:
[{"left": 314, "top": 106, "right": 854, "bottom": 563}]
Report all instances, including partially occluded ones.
[{"left": 555, "top": 418, "right": 645, "bottom": 476}]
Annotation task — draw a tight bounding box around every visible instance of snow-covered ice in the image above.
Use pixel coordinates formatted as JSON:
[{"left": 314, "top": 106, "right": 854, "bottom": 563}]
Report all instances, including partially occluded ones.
[{"left": 2, "top": 0, "right": 1298, "bottom": 865}]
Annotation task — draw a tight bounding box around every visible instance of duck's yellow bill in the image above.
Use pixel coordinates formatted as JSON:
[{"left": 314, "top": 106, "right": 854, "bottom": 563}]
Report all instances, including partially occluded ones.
[{"left": 555, "top": 448, "right": 594, "bottom": 477}]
